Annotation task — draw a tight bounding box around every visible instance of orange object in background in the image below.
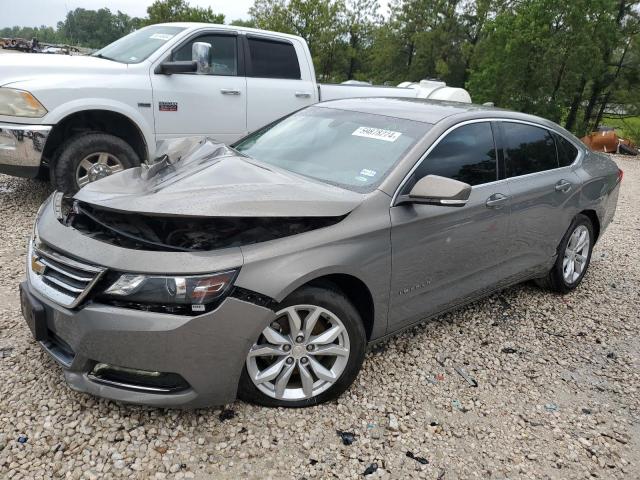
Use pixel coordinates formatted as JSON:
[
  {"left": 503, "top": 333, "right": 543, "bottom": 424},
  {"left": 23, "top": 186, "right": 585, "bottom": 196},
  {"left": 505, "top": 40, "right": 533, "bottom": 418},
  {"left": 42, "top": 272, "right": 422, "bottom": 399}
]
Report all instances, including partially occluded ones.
[{"left": 581, "top": 130, "right": 638, "bottom": 155}]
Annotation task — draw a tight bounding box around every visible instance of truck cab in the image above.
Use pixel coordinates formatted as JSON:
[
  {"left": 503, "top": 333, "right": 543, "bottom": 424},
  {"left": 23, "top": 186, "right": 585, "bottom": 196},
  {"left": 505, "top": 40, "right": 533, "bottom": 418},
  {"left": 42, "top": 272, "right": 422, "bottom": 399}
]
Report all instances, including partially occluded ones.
[{"left": 0, "top": 23, "right": 470, "bottom": 193}]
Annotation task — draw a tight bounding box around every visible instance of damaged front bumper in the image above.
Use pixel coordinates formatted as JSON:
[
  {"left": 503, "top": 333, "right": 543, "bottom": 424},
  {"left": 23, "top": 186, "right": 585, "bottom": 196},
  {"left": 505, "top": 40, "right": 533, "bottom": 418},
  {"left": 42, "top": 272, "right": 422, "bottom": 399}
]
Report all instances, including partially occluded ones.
[
  {"left": 22, "top": 196, "right": 276, "bottom": 407},
  {"left": 21, "top": 278, "right": 275, "bottom": 408}
]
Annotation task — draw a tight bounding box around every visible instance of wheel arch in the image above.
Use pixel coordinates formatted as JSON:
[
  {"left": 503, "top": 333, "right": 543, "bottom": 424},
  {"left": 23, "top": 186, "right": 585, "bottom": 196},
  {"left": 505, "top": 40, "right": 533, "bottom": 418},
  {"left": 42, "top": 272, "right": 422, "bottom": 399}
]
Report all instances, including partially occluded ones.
[
  {"left": 283, "top": 273, "right": 376, "bottom": 342},
  {"left": 43, "top": 109, "right": 149, "bottom": 169},
  {"left": 578, "top": 209, "right": 601, "bottom": 243}
]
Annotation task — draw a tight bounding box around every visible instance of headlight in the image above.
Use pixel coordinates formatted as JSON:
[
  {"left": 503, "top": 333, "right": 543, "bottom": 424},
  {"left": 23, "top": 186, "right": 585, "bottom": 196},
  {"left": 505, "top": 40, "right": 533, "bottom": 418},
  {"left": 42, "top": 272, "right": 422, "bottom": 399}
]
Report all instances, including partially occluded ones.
[
  {"left": 101, "top": 270, "right": 238, "bottom": 312},
  {"left": 0, "top": 88, "right": 47, "bottom": 117}
]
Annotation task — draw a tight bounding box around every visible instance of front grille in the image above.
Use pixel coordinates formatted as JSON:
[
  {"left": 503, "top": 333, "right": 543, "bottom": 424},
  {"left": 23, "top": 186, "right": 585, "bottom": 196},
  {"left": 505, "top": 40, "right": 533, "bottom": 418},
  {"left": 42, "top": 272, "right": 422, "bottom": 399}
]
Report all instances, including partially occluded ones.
[{"left": 28, "top": 240, "right": 105, "bottom": 308}]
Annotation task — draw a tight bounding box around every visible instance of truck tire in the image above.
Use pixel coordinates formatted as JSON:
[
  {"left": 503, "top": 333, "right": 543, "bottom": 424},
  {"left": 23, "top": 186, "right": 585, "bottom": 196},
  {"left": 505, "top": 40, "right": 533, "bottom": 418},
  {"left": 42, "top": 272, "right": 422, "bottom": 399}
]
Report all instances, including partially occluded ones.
[{"left": 53, "top": 133, "right": 140, "bottom": 193}]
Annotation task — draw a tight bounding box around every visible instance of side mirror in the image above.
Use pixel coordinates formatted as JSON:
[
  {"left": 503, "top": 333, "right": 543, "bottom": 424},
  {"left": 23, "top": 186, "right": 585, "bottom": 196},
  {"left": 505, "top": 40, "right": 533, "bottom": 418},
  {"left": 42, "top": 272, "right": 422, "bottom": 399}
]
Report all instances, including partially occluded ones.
[
  {"left": 192, "top": 42, "right": 211, "bottom": 74},
  {"left": 156, "top": 60, "right": 197, "bottom": 74},
  {"left": 398, "top": 175, "right": 471, "bottom": 206}
]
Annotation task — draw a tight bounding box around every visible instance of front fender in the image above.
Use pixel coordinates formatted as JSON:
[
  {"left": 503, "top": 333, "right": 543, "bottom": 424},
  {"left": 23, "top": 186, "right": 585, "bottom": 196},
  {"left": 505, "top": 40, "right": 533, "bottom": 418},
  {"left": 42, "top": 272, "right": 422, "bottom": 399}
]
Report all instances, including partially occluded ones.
[{"left": 43, "top": 99, "right": 156, "bottom": 159}]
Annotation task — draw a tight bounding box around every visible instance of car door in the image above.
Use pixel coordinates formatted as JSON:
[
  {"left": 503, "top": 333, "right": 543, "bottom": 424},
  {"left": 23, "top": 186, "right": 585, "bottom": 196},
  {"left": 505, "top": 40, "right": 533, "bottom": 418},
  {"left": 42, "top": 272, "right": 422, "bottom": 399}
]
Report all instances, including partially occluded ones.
[
  {"left": 388, "top": 121, "right": 512, "bottom": 332},
  {"left": 151, "top": 32, "right": 247, "bottom": 144},
  {"left": 243, "top": 35, "right": 316, "bottom": 133},
  {"left": 497, "top": 121, "right": 581, "bottom": 274}
]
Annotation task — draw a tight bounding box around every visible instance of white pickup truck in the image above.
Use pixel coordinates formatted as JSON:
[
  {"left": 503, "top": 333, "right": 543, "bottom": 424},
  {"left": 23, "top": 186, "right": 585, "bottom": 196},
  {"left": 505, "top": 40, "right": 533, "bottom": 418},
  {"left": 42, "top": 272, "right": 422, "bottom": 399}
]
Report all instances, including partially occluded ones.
[{"left": 0, "top": 23, "right": 471, "bottom": 192}]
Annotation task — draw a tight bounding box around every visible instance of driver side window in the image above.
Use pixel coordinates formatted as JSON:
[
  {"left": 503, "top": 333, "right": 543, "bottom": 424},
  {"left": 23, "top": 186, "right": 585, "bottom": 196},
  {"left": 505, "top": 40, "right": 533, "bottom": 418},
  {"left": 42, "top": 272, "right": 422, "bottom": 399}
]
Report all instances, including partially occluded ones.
[
  {"left": 403, "top": 122, "right": 497, "bottom": 193},
  {"left": 172, "top": 34, "right": 237, "bottom": 76}
]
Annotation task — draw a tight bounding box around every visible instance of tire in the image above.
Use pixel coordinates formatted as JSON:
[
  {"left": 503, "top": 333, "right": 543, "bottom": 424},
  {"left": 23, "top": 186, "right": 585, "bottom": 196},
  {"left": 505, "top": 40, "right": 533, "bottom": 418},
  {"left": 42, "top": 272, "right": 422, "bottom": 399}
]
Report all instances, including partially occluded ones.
[
  {"left": 618, "top": 143, "right": 638, "bottom": 156},
  {"left": 52, "top": 133, "right": 140, "bottom": 194},
  {"left": 536, "top": 214, "right": 594, "bottom": 294},
  {"left": 238, "top": 284, "right": 367, "bottom": 408}
]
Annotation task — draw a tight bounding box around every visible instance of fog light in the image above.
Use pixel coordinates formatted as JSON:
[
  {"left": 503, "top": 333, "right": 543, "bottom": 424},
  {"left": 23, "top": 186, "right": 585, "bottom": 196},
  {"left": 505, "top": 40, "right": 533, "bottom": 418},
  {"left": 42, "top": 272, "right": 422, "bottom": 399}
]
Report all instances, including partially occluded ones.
[
  {"left": 89, "top": 363, "right": 189, "bottom": 393},
  {"left": 93, "top": 363, "right": 161, "bottom": 377}
]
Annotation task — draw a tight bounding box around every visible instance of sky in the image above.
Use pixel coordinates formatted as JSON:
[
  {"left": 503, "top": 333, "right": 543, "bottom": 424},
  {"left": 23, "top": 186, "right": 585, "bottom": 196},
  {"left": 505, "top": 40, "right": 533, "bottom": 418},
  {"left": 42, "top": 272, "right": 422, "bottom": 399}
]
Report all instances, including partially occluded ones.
[{"left": 0, "top": 0, "right": 255, "bottom": 28}]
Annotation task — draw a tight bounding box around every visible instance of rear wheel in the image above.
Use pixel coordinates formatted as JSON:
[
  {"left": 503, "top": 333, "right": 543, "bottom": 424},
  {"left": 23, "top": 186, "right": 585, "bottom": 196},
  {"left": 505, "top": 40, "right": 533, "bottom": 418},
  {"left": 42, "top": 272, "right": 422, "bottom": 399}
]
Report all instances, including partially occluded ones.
[
  {"left": 53, "top": 133, "right": 140, "bottom": 193},
  {"left": 238, "top": 285, "right": 366, "bottom": 407},
  {"left": 536, "top": 214, "right": 594, "bottom": 293}
]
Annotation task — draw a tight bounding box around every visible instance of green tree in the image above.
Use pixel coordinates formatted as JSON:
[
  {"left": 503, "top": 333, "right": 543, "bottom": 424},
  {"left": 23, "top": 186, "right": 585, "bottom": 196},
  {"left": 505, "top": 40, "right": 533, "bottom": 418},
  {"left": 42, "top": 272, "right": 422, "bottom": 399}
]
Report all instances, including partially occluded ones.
[
  {"left": 146, "top": 0, "right": 225, "bottom": 25},
  {"left": 344, "top": 0, "right": 381, "bottom": 79}
]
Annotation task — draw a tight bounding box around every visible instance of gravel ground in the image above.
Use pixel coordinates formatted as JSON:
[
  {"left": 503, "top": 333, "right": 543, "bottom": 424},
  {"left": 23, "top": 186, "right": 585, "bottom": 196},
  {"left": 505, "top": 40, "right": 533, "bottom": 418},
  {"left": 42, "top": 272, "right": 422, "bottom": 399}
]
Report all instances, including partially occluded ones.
[{"left": 0, "top": 155, "right": 638, "bottom": 479}]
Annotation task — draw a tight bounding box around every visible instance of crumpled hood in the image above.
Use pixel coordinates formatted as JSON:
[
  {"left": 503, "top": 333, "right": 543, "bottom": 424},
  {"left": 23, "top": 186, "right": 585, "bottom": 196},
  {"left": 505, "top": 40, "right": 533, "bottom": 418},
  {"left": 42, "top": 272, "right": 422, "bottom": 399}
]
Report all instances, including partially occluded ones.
[
  {"left": 74, "top": 139, "right": 364, "bottom": 217},
  {"left": 0, "top": 53, "right": 128, "bottom": 87}
]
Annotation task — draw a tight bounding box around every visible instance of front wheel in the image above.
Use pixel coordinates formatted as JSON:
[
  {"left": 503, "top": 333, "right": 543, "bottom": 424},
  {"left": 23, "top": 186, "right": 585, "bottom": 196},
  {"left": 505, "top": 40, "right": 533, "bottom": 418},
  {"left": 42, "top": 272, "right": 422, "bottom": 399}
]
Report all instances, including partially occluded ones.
[
  {"left": 536, "top": 214, "right": 594, "bottom": 293},
  {"left": 238, "top": 285, "right": 366, "bottom": 408},
  {"left": 53, "top": 133, "right": 140, "bottom": 193}
]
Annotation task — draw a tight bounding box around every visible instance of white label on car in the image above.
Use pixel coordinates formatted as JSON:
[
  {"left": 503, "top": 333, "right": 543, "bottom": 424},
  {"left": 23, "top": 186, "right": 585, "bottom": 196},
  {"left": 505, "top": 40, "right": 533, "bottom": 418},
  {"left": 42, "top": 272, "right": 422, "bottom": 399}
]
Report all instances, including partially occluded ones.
[
  {"left": 360, "top": 168, "right": 377, "bottom": 177},
  {"left": 191, "top": 304, "right": 205, "bottom": 312},
  {"left": 150, "top": 33, "right": 174, "bottom": 40},
  {"left": 355, "top": 176, "right": 368, "bottom": 182},
  {"left": 352, "top": 127, "right": 402, "bottom": 142}
]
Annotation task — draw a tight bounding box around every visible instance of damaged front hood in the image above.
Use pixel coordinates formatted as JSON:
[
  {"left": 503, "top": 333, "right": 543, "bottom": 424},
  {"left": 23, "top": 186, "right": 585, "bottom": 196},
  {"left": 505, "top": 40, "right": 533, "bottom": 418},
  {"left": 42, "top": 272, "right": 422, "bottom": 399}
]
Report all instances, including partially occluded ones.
[{"left": 74, "top": 140, "right": 364, "bottom": 218}]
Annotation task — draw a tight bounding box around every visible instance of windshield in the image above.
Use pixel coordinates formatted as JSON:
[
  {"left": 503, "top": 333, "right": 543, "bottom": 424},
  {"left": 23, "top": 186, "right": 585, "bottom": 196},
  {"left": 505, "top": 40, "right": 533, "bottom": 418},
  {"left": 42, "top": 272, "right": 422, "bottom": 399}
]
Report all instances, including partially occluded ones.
[
  {"left": 234, "top": 107, "right": 430, "bottom": 192},
  {"left": 92, "top": 25, "right": 186, "bottom": 64}
]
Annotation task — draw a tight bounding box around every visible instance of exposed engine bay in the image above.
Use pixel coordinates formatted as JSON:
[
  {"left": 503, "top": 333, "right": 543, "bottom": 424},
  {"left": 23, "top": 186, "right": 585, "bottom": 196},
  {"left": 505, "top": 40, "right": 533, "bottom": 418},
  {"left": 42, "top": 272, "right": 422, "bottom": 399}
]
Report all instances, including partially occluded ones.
[{"left": 60, "top": 198, "right": 344, "bottom": 252}]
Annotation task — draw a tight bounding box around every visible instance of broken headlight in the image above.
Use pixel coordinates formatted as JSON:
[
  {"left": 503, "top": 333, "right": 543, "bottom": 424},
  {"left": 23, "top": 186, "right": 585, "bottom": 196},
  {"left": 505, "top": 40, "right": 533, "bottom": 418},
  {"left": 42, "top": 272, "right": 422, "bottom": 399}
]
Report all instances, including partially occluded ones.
[{"left": 101, "top": 270, "right": 238, "bottom": 312}]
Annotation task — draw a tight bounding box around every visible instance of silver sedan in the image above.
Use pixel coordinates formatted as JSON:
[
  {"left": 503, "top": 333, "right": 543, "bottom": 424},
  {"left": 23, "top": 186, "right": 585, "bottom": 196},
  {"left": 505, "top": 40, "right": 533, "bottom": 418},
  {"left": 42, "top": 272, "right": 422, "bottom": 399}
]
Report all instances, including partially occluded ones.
[{"left": 21, "top": 98, "right": 621, "bottom": 408}]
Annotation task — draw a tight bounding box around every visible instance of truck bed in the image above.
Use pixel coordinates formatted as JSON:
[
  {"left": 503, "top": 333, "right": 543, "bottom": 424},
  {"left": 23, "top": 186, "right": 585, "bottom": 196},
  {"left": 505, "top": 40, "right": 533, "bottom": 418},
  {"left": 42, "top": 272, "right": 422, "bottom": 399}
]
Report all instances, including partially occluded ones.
[{"left": 318, "top": 83, "right": 418, "bottom": 102}]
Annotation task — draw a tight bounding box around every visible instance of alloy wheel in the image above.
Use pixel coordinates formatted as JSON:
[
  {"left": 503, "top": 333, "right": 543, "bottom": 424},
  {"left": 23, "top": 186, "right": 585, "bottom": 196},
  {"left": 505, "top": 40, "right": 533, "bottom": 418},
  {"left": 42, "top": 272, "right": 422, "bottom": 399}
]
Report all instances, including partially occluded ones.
[
  {"left": 562, "top": 224, "right": 590, "bottom": 284},
  {"left": 246, "top": 304, "right": 351, "bottom": 401},
  {"left": 76, "top": 152, "right": 124, "bottom": 187}
]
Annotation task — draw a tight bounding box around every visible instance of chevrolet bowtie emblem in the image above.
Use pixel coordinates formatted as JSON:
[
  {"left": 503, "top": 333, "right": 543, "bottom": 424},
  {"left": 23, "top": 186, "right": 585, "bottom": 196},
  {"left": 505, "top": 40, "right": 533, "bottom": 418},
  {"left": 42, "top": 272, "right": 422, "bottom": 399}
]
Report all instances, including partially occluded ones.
[{"left": 31, "top": 256, "right": 46, "bottom": 275}]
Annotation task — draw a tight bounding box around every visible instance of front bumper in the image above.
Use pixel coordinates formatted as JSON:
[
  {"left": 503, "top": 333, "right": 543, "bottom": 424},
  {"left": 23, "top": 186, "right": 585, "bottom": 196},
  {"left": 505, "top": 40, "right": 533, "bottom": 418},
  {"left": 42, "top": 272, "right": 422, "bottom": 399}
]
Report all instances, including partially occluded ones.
[
  {"left": 0, "top": 122, "right": 51, "bottom": 177},
  {"left": 21, "top": 277, "right": 276, "bottom": 408}
]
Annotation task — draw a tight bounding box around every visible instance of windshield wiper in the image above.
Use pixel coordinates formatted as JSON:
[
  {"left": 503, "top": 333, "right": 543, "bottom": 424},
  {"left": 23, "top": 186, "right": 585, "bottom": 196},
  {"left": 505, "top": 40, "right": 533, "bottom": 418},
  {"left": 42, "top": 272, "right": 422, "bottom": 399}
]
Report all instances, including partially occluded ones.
[{"left": 92, "top": 53, "right": 122, "bottom": 63}]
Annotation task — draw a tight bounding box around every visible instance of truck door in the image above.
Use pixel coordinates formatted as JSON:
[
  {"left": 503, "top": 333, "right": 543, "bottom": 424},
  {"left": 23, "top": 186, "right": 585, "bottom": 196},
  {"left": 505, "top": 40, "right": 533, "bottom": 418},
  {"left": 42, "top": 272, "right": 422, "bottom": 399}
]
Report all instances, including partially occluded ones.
[
  {"left": 151, "top": 32, "right": 247, "bottom": 144},
  {"left": 243, "top": 35, "right": 317, "bottom": 134}
]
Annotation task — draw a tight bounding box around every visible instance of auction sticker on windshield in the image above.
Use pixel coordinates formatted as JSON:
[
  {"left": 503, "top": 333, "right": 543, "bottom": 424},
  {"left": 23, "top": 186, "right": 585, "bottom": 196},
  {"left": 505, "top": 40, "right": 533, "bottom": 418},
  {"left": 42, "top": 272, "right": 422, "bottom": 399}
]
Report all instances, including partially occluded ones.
[
  {"left": 352, "top": 127, "right": 402, "bottom": 142},
  {"left": 150, "top": 33, "right": 174, "bottom": 41}
]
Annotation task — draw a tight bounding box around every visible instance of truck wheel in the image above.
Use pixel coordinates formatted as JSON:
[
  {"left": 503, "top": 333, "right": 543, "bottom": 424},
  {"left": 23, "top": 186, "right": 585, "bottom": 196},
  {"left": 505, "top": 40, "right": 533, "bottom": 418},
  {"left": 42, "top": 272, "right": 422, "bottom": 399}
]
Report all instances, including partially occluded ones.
[{"left": 53, "top": 133, "right": 140, "bottom": 193}]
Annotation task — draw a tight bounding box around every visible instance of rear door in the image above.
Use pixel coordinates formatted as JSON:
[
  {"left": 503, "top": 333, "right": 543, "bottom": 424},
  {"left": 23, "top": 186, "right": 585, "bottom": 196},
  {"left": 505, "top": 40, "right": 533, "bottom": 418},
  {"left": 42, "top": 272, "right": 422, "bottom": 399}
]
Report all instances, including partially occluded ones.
[
  {"left": 497, "top": 121, "right": 581, "bottom": 273},
  {"left": 243, "top": 35, "right": 316, "bottom": 133},
  {"left": 388, "top": 121, "right": 512, "bottom": 332},
  {"left": 151, "top": 31, "right": 247, "bottom": 144}
]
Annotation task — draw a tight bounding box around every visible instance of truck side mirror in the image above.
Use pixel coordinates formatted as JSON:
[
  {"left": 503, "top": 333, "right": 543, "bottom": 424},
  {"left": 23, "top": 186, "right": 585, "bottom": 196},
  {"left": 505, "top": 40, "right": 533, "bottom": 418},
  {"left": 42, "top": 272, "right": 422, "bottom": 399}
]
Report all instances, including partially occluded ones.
[
  {"left": 396, "top": 175, "right": 471, "bottom": 207},
  {"left": 156, "top": 61, "right": 197, "bottom": 74},
  {"left": 192, "top": 42, "right": 212, "bottom": 74}
]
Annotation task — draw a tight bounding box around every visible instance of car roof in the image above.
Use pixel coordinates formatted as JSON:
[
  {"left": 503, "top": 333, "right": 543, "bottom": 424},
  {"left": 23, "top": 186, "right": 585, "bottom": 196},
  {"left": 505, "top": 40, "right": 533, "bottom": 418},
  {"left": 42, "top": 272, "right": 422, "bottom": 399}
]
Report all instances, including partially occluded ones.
[
  {"left": 318, "top": 97, "right": 567, "bottom": 128},
  {"left": 316, "top": 97, "right": 499, "bottom": 124}
]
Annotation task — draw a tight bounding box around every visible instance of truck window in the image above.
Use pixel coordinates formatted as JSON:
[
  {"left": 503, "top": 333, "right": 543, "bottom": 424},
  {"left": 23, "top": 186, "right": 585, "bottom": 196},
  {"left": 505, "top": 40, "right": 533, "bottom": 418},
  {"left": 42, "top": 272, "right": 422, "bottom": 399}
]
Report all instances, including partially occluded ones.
[
  {"left": 247, "top": 38, "right": 301, "bottom": 79},
  {"left": 172, "top": 35, "right": 237, "bottom": 76},
  {"left": 92, "top": 25, "right": 186, "bottom": 64}
]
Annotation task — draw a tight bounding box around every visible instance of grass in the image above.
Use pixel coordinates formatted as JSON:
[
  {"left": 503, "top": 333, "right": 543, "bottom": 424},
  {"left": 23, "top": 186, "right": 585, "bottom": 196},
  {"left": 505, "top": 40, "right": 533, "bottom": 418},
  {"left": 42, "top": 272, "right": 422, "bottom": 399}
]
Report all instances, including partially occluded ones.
[{"left": 600, "top": 116, "right": 640, "bottom": 145}]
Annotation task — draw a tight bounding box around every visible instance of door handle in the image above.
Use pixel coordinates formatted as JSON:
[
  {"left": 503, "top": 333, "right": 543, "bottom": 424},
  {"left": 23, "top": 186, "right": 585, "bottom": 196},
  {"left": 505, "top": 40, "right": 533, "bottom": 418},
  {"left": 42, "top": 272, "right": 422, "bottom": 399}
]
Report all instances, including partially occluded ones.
[
  {"left": 555, "top": 179, "right": 573, "bottom": 193},
  {"left": 220, "top": 88, "right": 241, "bottom": 95},
  {"left": 295, "top": 91, "right": 312, "bottom": 98},
  {"left": 486, "top": 193, "right": 509, "bottom": 209}
]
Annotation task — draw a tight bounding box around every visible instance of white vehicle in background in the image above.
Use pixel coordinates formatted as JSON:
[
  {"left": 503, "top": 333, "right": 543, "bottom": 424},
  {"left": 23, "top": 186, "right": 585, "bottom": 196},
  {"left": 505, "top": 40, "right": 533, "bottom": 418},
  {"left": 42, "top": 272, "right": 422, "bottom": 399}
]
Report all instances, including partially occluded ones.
[{"left": 0, "top": 23, "right": 471, "bottom": 192}]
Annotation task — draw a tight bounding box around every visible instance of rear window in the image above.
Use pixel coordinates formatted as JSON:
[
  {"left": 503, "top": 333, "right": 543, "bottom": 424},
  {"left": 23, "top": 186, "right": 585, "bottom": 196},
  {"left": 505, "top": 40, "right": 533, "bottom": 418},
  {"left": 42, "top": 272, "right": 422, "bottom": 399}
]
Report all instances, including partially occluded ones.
[
  {"left": 554, "top": 133, "right": 579, "bottom": 167},
  {"left": 503, "top": 123, "right": 558, "bottom": 177},
  {"left": 247, "top": 38, "right": 301, "bottom": 79}
]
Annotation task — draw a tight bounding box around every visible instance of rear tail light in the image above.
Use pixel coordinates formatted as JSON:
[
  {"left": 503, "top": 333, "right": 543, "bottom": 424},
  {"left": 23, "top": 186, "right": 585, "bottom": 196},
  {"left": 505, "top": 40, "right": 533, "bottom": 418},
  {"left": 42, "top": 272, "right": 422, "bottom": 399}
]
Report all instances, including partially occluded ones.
[{"left": 617, "top": 168, "right": 624, "bottom": 183}]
